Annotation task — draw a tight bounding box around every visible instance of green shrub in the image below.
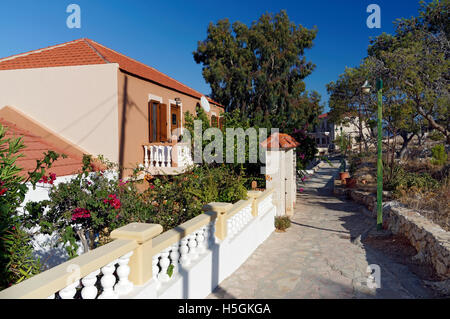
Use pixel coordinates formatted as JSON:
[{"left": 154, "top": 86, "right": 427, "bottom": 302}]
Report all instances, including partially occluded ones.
[
  {"left": 428, "top": 130, "right": 445, "bottom": 142},
  {"left": 145, "top": 164, "right": 248, "bottom": 231},
  {"left": 384, "top": 163, "right": 439, "bottom": 194},
  {"left": 275, "top": 216, "right": 291, "bottom": 231},
  {"left": 431, "top": 144, "right": 447, "bottom": 166},
  {"left": 25, "top": 157, "right": 249, "bottom": 257},
  {"left": 0, "top": 123, "right": 60, "bottom": 290}
]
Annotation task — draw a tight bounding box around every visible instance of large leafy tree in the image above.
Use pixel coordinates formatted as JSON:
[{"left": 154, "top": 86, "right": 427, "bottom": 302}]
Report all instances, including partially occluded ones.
[
  {"left": 193, "top": 10, "right": 320, "bottom": 130},
  {"left": 328, "top": 0, "right": 449, "bottom": 158},
  {"left": 366, "top": 0, "right": 449, "bottom": 143}
]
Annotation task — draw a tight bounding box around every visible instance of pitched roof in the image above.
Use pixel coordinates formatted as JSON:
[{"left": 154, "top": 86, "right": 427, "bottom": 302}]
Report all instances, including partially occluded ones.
[
  {"left": 0, "top": 118, "right": 85, "bottom": 178},
  {"left": 260, "top": 133, "right": 300, "bottom": 150},
  {"left": 318, "top": 112, "right": 328, "bottom": 119},
  {"left": 0, "top": 38, "right": 222, "bottom": 107}
]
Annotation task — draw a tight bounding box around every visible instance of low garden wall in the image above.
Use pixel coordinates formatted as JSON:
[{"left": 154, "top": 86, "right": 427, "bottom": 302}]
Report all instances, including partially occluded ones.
[
  {"left": 333, "top": 182, "right": 450, "bottom": 279},
  {"left": 0, "top": 188, "right": 276, "bottom": 299}
]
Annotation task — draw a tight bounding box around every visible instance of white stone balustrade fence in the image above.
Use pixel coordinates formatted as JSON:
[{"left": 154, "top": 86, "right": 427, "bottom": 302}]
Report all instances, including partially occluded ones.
[
  {"left": 0, "top": 189, "right": 276, "bottom": 299},
  {"left": 143, "top": 142, "right": 192, "bottom": 169}
]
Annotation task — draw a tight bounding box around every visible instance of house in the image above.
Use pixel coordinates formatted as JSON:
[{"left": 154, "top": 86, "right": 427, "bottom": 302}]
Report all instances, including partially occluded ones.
[
  {"left": 0, "top": 38, "right": 224, "bottom": 177},
  {"left": 310, "top": 112, "right": 372, "bottom": 154}
]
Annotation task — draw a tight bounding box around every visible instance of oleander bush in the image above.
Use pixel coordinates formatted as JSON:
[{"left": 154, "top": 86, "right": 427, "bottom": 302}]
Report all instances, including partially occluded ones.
[{"left": 0, "top": 123, "right": 60, "bottom": 290}]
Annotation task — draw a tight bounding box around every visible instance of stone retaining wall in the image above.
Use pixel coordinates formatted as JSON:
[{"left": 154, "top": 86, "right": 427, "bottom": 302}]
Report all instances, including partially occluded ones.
[{"left": 333, "top": 182, "right": 450, "bottom": 279}]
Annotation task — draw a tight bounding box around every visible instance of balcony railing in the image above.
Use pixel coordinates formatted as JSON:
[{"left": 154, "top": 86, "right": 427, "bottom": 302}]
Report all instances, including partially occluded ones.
[{"left": 142, "top": 142, "right": 193, "bottom": 174}]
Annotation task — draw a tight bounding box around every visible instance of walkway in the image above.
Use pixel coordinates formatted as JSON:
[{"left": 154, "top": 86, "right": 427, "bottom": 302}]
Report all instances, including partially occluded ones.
[{"left": 207, "top": 160, "right": 435, "bottom": 299}]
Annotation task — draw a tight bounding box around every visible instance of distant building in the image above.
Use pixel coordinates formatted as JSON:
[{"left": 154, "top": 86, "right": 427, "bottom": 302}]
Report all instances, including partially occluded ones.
[{"left": 309, "top": 113, "right": 372, "bottom": 154}]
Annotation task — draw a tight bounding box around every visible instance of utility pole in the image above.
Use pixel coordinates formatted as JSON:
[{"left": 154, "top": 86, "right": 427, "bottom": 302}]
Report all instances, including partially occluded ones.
[{"left": 376, "top": 78, "right": 383, "bottom": 231}]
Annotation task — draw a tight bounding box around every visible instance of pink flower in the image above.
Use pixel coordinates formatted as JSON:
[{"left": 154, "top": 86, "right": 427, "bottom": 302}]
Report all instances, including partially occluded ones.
[
  {"left": 299, "top": 188, "right": 304, "bottom": 193},
  {"left": 299, "top": 153, "right": 305, "bottom": 160},
  {"left": 71, "top": 208, "right": 91, "bottom": 221},
  {"left": 104, "top": 194, "right": 121, "bottom": 210}
]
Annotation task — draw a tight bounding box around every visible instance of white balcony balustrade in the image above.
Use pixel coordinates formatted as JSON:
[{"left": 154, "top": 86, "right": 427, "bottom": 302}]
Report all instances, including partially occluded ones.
[{"left": 143, "top": 142, "right": 193, "bottom": 174}]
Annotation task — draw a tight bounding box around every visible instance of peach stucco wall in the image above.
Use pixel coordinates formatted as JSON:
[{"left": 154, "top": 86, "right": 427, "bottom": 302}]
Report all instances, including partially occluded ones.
[
  {"left": 117, "top": 70, "right": 224, "bottom": 174},
  {"left": 0, "top": 63, "right": 120, "bottom": 162}
]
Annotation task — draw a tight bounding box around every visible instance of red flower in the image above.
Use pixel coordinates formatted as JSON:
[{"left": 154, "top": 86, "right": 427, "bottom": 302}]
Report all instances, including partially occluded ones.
[
  {"left": 104, "top": 194, "right": 121, "bottom": 210},
  {"left": 71, "top": 208, "right": 91, "bottom": 221},
  {"left": 149, "top": 184, "right": 155, "bottom": 190},
  {"left": 0, "top": 188, "right": 7, "bottom": 196}
]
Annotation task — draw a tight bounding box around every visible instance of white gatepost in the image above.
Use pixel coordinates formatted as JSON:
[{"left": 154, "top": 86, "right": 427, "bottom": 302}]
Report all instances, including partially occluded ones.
[{"left": 261, "top": 133, "right": 299, "bottom": 217}]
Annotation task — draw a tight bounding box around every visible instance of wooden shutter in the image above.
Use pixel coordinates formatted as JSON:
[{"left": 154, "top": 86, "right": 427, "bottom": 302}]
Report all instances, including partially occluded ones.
[
  {"left": 219, "top": 117, "right": 224, "bottom": 130},
  {"left": 158, "top": 104, "right": 167, "bottom": 142},
  {"left": 211, "top": 115, "right": 218, "bottom": 127}
]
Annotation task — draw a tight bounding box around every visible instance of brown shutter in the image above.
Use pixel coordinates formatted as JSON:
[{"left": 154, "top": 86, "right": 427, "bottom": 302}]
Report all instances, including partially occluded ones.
[
  {"left": 211, "top": 115, "right": 218, "bottom": 127},
  {"left": 219, "top": 117, "right": 224, "bottom": 130},
  {"left": 158, "top": 104, "right": 167, "bottom": 142}
]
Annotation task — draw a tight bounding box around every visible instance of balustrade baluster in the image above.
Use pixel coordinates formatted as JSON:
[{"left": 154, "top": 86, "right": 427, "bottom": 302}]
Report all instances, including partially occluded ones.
[
  {"left": 81, "top": 270, "right": 100, "bottom": 299},
  {"left": 114, "top": 251, "right": 134, "bottom": 295},
  {"left": 167, "top": 146, "right": 172, "bottom": 167},
  {"left": 188, "top": 233, "right": 198, "bottom": 260},
  {"left": 152, "top": 253, "right": 161, "bottom": 289},
  {"left": 59, "top": 281, "right": 79, "bottom": 299},
  {"left": 179, "top": 237, "right": 190, "bottom": 266},
  {"left": 144, "top": 146, "right": 149, "bottom": 168},
  {"left": 157, "top": 247, "right": 171, "bottom": 282},
  {"left": 98, "top": 260, "right": 118, "bottom": 299},
  {"left": 169, "top": 242, "right": 180, "bottom": 275},
  {"left": 196, "top": 227, "right": 206, "bottom": 254}
]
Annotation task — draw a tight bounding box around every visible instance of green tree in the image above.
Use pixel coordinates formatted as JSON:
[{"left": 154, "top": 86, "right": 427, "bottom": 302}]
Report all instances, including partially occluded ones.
[
  {"left": 367, "top": 0, "right": 449, "bottom": 143},
  {"left": 193, "top": 10, "right": 319, "bottom": 127}
]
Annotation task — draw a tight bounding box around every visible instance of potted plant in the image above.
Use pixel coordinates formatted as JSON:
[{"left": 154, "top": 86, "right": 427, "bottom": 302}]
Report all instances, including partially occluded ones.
[{"left": 339, "top": 158, "right": 349, "bottom": 181}]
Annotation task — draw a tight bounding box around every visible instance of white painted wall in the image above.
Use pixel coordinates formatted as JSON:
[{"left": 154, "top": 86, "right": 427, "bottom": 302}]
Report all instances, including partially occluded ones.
[{"left": 0, "top": 63, "right": 119, "bottom": 162}]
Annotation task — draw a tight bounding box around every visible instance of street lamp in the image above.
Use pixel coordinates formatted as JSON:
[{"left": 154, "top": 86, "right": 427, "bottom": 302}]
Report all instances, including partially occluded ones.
[{"left": 362, "top": 78, "right": 383, "bottom": 231}]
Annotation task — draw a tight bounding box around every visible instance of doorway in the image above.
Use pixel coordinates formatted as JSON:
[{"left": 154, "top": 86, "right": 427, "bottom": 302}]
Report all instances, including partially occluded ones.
[{"left": 148, "top": 101, "right": 168, "bottom": 142}]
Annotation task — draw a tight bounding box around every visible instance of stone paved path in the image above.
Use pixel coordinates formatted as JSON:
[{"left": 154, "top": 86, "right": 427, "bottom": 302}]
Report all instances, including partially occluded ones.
[{"left": 207, "top": 160, "right": 435, "bottom": 299}]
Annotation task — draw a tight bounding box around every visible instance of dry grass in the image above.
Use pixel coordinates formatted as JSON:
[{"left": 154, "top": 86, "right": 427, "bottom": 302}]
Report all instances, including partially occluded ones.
[
  {"left": 396, "top": 180, "right": 450, "bottom": 231},
  {"left": 350, "top": 155, "right": 450, "bottom": 231}
]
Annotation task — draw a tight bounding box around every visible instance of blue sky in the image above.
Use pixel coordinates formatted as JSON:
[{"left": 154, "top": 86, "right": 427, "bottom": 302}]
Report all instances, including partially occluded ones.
[{"left": 0, "top": 0, "right": 421, "bottom": 111}]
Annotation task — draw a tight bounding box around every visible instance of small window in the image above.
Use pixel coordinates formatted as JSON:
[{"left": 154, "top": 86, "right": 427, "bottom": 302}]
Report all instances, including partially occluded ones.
[{"left": 172, "top": 113, "right": 177, "bottom": 125}]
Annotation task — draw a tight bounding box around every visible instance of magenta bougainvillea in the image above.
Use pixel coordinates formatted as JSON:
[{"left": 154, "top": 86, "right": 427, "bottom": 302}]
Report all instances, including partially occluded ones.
[
  {"left": 71, "top": 208, "right": 91, "bottom": 221},
  {"left": 103, "top": 194, "right": 121, "bottom": 210},
  {"left": 39, "top": 173, "right": 56, "bottom": 184}
]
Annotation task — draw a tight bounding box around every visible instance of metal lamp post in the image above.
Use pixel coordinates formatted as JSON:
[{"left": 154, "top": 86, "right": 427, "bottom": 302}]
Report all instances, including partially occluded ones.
[{"left": 362, "top": 78, "right": 383, "bottom": 231}]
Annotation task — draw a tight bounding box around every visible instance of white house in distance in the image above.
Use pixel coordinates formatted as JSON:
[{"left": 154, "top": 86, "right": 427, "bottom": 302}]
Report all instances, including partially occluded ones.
[{"left": 310, "top": 112, "right": 372, "bottom": 154}]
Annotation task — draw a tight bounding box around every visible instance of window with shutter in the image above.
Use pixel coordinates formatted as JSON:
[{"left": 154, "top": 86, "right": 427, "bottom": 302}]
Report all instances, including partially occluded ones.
[{"left": 211, "top": 115, "right": 218, "bottom": 127}]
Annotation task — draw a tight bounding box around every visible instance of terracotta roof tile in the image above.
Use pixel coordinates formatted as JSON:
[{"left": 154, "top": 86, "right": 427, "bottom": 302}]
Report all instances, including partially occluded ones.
[
  {"left": 260, "top": 133, "right": 300, "bottom": 149},
  {"left": 0, "top": 38, "right": 223, "bottom": 107},
  {"left": 1, "top": 118, "right": 85, "bottom": 178}
]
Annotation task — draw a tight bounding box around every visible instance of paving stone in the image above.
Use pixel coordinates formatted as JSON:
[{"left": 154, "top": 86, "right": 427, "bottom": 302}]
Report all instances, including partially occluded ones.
[{"left": 207, "top": 160, "right": 436, "bottom": 299}]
